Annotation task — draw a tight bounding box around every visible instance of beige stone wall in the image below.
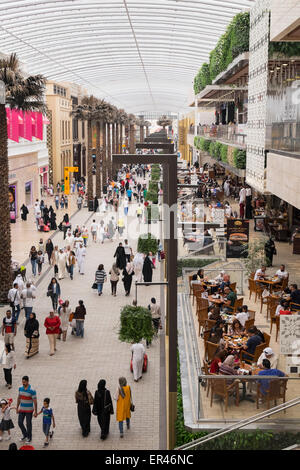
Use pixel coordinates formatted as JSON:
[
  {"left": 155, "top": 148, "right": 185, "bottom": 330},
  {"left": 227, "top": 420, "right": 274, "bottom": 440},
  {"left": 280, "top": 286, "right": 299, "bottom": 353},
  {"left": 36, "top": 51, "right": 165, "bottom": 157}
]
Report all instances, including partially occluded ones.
[
  {"left": 9, "top": 152, "right": 39, "bottom": 217},
  {"left": 266, "top": 152, "right": 300, "bottom": 209},
  {"left": 270, "top": 0, "right": 300, "bottom": 41}
]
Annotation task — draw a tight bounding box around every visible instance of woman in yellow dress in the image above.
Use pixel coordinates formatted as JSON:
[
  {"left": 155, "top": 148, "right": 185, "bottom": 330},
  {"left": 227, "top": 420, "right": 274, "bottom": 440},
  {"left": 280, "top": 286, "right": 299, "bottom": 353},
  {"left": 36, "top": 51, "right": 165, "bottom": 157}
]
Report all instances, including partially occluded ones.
[{"left": 114, "top": 377, "right": 132, "bottom": 438}]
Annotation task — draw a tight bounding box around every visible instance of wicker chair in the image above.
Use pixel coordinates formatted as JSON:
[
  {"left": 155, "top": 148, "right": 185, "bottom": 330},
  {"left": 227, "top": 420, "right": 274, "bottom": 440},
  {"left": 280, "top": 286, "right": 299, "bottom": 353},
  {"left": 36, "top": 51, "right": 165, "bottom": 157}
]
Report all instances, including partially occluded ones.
[
  {"left": 240, "top": 342, "right": 266, "bottom": 364},
  {"left": 248, "top": 278, "right": 256, "bottom": 300},
  {"left": 202, "top": 359, "right": 216, "bottom": 397},
  {"left": 205, "top": 341, "right": 219, "bottom": 362},
  {"left": 256, "top": 378, "right": 287, "bottom": 410},
  {"left": 244, "top": 318, "right": 255, "bottom": 331},
  {"left": 290, "top": 302, "right": 300, "bottom": 312},
  {"left": 197, "top": 306, "right": 209, "bottom": 336},
  {"left": 270, "top": 311, "right": 280, "bottom": 342},
  {"left": 205, "top": 319, "right": 217, "bottom": 330},
  {"left": 232, "top": 297, "right": 244, "bottom": 313},
  {"left": 192, "top": 284, "right": 203, "bottom": 306},
  {"left": 229, "top": 282, "right": 237, "bottom": 292},
  {"left": 263, "top": 332, "right": 271, "bottom": 347},
  {"left": 210, "top": 377, "right": 240, "bottom": 412},
  {"left": 247, "top": 310, "right": 256, "bottom": 320}
]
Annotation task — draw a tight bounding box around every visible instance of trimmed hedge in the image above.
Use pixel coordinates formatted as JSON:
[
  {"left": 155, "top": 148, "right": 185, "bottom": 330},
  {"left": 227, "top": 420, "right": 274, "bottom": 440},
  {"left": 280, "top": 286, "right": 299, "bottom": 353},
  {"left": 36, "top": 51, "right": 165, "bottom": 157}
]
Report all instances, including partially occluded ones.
[
  {"left": 177, "top": 258, "right": 215, "bottom": 277},
  {"left": 119, "top": 305, "right": 155, "bottom": 344},
  {"left": 137, "top": 233, "right": 158, "bottom": 255},
  {"left": 194, "top": 12, "right": 250, "bottom": 94},
  {"left": 233, "top": 148, "right": 246, "bottom": 169},
  {"left": 220, "top": 144, "right": 228, "bottom": 163},
  {"left": 145, "top": 189, "right": 158, "bottom": 204}
]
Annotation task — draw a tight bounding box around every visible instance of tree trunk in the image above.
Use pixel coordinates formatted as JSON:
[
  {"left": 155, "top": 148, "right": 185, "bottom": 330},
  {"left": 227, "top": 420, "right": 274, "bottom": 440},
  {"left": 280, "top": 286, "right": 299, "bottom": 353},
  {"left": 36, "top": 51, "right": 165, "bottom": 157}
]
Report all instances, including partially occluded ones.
[
  {"left": 102, "top": 121, "right": 107, "bottom": 188},
  {"left": 119, "top": 124, "right": 123, "bottom": 153},
  {"left": 95, "top": 121, "right": 101, "bottom": 198},
  {"left": 140, "top": 125, "right": 144, "bottom": 143},
  {"left": 107, "top": 123, "right": 112, "bottom": 181},
  {"left": 116, "top": 123, "right": 119, "bottom": 155},
  {"left": 146, "top": 126, "right": 150, "bottom": 137},
  {"left": 0, "top": 104, "right": 12, "bottom": 302},
  {"left": 87, "top": 119, "right": 93, "bottom": 201},
  {"left": 129, "top": 124, "right": 135, "bottom": 154}
]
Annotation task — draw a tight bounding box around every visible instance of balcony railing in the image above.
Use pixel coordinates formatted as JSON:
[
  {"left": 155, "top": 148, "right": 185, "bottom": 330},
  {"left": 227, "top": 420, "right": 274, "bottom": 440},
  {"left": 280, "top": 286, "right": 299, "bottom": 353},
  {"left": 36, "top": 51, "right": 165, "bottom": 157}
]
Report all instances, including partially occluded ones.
[
  {"left": 267, "top": 122, "right": 300, "bottom": 154},
  {"left": 189, "top": 124, "right": 247, "bottom": 148}
]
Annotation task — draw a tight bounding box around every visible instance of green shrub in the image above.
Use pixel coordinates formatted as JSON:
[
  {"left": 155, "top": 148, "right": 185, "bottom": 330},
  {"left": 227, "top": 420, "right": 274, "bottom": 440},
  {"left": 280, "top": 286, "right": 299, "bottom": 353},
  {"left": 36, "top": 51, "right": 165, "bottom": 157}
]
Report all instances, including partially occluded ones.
[
  {"left": 119, "top": 305, "right": 155, "bottom": 344},
  {"left": 194, "top": 63, "right": 212, "bottom": 94},
  {"left": 209, "top": 141, "right": 215, "bottom": 157},
  {"left": 137, "top": 233, "right": 158, "bottom": 255},
  {"left": 194, "top": 136, "right": 202, "bottom": 149},
  {"left": 214, "top": 141, "right": 222, "bottom": 161},
  {"left": 233, "top": 148, "right": 246, "bottom": 169},
  {"left": 148, "top": 181, "right": 159, "bottom": 193},
  {"left": 269, "top": 42, "right": 300, "bottom": 58},
  {"left": 146, "top": 189, "right": 158, "bottom": 204},
  {"left": 220, "top": 144, "right": 228, "bottom": 163},
  {"left": 200, "top": 138, "right": 211, "bottom": 153}
]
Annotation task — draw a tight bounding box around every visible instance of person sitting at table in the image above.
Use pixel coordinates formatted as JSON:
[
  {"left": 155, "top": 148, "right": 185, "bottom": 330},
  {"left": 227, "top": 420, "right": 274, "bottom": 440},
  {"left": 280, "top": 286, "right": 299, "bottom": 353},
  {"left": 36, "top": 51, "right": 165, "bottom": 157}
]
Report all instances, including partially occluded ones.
[
  {"left": 277, "top": 301, "right": 291, "bottom": 315},
  {"left": 242, "top": 326, "right": 263, "bottom": 362},
  {"left": 219, "top": 355, "right": 240, "bottom": 384},
  {"left": 210, "top": 350, "right": 227, "bottom": 374},
  {"left": 275, "top": 299, "right": 285, "bottom": 316},
  {"left": 289, "top": 284, "right": 300, "bottom": 306},
  {"left": 219, "top": 274, "right": 231, "bottom": 293},
  {"left": 257, "top": 347, "right": 278, "bottom": 369},
  {"left": 252, "top": 326, "right": 265, "bottom": 343},
  {"left": 201, "top": 284, "right": 209, "bottom": 299},
  {"left": 192, "top": 268, "right": 204, "bottom": 281},
  {"left": 254, "top": 266, "right": 267, "bottom": 281},
  {"left": 235, "top": 306, "right": 249, "bottom": 327},
  {"left": 228, "top": 319, "right": 244, "bottom": 336},
  {"left": 215, "top": 271, "right": 225, "bottom": 284},
  {"left": 222, "top": 286, "right": 237, "bottom": 313},
  {"left": 275, "top": 264, "right": 288, "bottom": 281},
  {"left": 208, "top": 326, "right": 224, "bottom": 345},
  {"left": 257, "top": 359, "right": 286, "bottom": 398},
  {"left": 208, "top": 306, "right": 222, "bottom": 322}
]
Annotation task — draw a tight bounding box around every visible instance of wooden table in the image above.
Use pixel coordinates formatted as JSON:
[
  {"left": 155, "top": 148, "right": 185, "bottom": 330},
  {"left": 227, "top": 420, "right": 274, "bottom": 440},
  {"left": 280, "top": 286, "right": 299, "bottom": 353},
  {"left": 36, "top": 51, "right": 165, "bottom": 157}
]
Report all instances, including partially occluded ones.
[
  {"left": 208, "top": 295, "right": 224, "bottom": 305},
  {"left": 257, "top": 277, "right": 281, "bottom": 294},
  {"left": 237, "top": 363, "right": 262, "bottom": 402}
]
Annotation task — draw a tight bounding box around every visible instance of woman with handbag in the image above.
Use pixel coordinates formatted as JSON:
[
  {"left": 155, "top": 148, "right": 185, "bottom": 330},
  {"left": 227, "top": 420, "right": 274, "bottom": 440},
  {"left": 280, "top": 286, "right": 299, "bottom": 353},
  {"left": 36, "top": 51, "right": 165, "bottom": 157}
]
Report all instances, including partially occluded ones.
[
  {"left": 92, "top": 380, "right": 114, "bottom": 440},
  {"left": 47, "top": 278, "right": 61, "bottom": 312},
  {"left": 75, "top": 380, "right": 94, "bottom": 437},
  {"left": 114, "top": 377, "right": 133, "bottom": 438},
  {"left": 24, "top": 312, "right": 39, "bottom": 359}
]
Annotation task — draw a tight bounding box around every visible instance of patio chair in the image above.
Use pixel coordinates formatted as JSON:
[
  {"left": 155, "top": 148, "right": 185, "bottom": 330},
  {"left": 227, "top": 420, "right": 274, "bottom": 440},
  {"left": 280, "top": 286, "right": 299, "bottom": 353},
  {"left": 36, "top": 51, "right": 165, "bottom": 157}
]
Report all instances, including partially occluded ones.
[
  {"left": 248, "top": 278, "right": 256, "bottom": 300},
  {"left": 290, "top": 302, "right": 300, "bottom": 312},
  {"left": 229, "top": 282, "right": 237, "bottom": 292},
  {"left": 210, "top": 377, "right": 240, "bottom": 412},
  {"left": 197, "top": 306, "right": 209, "bottom": 337},
  {"left": 202, "top": 359, "right": 216, "bottom": 397},
  {"left": 205, "top": 341, "right": 219, "bottom": 362},
  {"left": 244, "top": 318, "right": 255, "bottom": 331},
  {"left": 247, "top": 310, "right": 256, "bottom": 320},
  {"left": 205, "top": 319, "right": 217, "bottom": 330},
  {"left": 263, "top": 332, "right": 271, "bottom": 347},
  {"left": 232, "top": 297, "right": 244, "bottom": 313},
  {"left": 256, "top": 379, "right": 287, "bottom": 410},
  {"left": 240, "top": 342, "right": 266, "bottom": 364},
  {"left": 192, "top": 284, "right": 203, "bottom": 306},
  {"left": 270, "top": 312, "right": 280, "bottom": 342},
  {"left": 188, "top": 275, "right": 194, "bottom": 295}
]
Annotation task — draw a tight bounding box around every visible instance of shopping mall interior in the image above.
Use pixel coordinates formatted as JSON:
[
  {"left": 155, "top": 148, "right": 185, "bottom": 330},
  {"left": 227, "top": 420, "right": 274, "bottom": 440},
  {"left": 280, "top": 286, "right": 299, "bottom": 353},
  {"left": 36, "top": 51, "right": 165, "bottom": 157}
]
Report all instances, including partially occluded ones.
[{"left": 0, "top": 0, "right": 300, "bottom": 453}]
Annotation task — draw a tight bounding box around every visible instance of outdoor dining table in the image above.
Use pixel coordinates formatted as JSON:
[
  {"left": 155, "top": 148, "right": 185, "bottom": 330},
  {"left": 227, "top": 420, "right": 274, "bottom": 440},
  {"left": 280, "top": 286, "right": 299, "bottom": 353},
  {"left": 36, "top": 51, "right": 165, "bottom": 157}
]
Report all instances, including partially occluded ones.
[
  {"left": 256, "top": 277, "right": 281, "bottom": 294},
  {"left": 208, "top": 294, "right": 224, "bottom": 305},
  {"left": 237, "top": 363, "right": 262, "bottom": 402}
]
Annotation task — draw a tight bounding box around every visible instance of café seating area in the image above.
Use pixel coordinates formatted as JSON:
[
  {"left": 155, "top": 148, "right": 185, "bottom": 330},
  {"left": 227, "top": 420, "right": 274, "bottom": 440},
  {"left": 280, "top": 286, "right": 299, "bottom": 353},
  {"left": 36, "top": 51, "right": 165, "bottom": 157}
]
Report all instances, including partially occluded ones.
[{"left": 185, "top": 267, "right": 300, "bottom": 419}]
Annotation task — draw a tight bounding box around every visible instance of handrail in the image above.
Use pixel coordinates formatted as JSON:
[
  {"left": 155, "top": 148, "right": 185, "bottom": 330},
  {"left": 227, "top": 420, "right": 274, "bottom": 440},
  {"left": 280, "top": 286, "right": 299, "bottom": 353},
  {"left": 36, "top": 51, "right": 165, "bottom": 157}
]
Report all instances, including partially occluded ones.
[{"left": 175, "top": 396, "right": 300, "bottom": 450}]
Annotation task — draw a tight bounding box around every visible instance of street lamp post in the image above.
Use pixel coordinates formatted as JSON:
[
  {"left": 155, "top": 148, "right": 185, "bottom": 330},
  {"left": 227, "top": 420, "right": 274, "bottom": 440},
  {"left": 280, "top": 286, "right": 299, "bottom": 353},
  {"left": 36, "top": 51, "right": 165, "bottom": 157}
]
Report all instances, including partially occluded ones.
[{"left": 113, "top": 144, "right": 178, "bottom": 450}]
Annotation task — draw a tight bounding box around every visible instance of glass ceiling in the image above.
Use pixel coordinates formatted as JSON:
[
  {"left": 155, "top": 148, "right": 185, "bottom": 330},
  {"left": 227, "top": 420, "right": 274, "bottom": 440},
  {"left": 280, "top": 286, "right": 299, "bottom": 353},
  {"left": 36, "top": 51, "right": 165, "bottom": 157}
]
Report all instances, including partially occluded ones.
[{"left": 0, "top": 0, "right": 254, "bottom": 114}]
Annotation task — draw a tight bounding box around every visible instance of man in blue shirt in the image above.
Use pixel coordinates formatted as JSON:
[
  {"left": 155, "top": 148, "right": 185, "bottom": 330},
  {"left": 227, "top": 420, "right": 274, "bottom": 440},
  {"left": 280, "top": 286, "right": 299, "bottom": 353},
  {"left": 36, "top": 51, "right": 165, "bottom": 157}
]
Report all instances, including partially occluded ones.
[
  {"left": 258, "top": 359, "right": 286, "bottom": 396},
  {"left": 242, "top": 326, "right": 263, "bottom": 362}
]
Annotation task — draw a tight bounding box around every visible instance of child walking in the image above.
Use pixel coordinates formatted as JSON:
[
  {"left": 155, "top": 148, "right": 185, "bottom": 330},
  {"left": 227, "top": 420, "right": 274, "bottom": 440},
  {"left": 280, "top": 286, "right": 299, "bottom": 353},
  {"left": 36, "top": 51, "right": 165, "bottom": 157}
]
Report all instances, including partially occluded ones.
[
  {"left": 36, "top": 398, "right": 55, "bottom": 447},
  {"left": 0, "top": 399, "right": 15, "bottom": 441}
]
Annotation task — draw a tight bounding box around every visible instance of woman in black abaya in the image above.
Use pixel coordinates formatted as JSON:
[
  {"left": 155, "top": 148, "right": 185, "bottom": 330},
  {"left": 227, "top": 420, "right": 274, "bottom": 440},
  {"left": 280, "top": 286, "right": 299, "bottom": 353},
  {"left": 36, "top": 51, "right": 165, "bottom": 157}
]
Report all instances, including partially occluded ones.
[
  {"left": 122, "top": 263, "right": 135, "bottom": 296},
  {"left": 114, "top": 243, "right": 127, "bottom": 270},
  {"left": 143, "top": 253, "right": 154, "bottom": 283},
  {"left": 92, "top": 380, "right": 114, "bottom": 440},
  {"left": 75, "top": 380, "right": 94, "bottom": 437}
]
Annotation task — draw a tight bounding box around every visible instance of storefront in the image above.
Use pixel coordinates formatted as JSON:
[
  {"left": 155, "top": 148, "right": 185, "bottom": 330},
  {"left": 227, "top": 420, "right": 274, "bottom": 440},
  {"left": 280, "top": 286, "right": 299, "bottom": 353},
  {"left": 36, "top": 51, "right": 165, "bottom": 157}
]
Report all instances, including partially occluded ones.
[{"left": 39, "top": 165, "right": 49, "bottom": 190}]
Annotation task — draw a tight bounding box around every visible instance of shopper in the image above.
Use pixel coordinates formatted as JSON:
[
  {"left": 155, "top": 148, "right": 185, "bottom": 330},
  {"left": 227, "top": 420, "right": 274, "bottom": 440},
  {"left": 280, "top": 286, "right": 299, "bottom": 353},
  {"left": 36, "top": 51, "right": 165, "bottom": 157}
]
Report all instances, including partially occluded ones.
[
  {"left": 109, "top": 263, "right": 120, "bottom": 296},
  {"left": 2, "top": 310, "right": 17, "bottom": 351},
  {"left": 131, "top": 341, "right": 145, "bottom": 382},
  {"left": 58, "top": 300, "right": 71, "bottom": 341},
  {"left": 44, "top": 311, "right": 61, "bottom": 356},
  {"left": 75, "top": 380, "right": 93, "bottom": 437},
  {"left": 47, "top": 278, "right": 61, "bottom": 312},
  {"left": 74, "top": 300, "right": 86, "bottom": 338},
  {"left": 17, "top": 376, "right": 37, "bottom": 443},
  {"left": 37, "top": 250, "right": 44, "bottom": 276},
  {"left": 29, "top": 246, "right": 38, "bottom": 277},
  {"left": 2, "top": 344, "right": 16, "bottom": 389},
  {"left": 92, "top": 380, "right": 114, "bottom": 440},
  {"left": 36, "top": 398, "right": 55, "bottom": 448},
  {"left": 122, "top": 262, "right": 135, "bottom": 296},
  {"left": 24, "top": 313, "right": 39, "bottom": 359},
  {"left": 21, "top": 283, "right": 36, "bottom": 321},
  {"left": 114, "top": 377, "right": 132, "bottom": 438},
  {"left": 8, "top": 283, "right": 21, "bottom": 323},
  {"left": 95, "top": 264, "right": 107, "bottom": 296}
]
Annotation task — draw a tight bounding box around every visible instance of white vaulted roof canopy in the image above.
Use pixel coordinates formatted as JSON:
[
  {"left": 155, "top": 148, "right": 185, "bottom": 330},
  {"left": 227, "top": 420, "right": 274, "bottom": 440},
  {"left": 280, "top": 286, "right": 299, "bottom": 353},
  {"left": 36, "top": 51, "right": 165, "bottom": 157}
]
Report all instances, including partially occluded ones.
[{"left": 0, "top": 0, "right": 254, "bottom": 114}]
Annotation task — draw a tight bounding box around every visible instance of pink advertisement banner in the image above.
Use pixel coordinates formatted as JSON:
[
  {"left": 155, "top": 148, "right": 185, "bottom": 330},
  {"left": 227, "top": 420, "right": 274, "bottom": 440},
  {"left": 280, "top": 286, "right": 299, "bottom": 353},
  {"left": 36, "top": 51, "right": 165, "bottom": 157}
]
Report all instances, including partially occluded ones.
[{"left": 6, "top": 108, "right": 47, "bottom": 142}]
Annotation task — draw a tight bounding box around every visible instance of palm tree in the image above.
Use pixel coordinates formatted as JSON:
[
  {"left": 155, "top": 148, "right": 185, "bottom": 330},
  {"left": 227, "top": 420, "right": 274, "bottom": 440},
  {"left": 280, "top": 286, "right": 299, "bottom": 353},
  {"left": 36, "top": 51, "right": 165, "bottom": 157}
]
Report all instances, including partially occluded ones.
[
  {"left": 94, "top": 99, "right": 110, "bottom": 198},
  {"left": 80, "top": 95, "right": 98, "bottom": 202},
  {"left": 0, "top": 53, "right": 46, "bottom": 302},
  {"left": 145, "top": 121, "right": 151, "bottom": 138},
  {"left": 106, "top": 104, "right": 117, "bottom": 180},
  {"left": 128, "top": 114, "right": 136, "bottom": 154},
  {"left": 137, "top": 117, "right": 146, "bottom": 143},
  {"left": 118, "top": 109, "right": 128, "bottom": 153},
  {"left": 157, "top": 115, "right": 172, "bottom": 130}
]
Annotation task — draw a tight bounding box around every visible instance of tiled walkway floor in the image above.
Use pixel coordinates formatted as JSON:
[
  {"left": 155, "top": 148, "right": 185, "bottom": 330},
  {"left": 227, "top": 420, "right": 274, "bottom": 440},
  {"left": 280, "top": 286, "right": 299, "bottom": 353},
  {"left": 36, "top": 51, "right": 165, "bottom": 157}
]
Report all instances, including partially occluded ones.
[{"left": 2, "top": 199, "right": 162, "bottom": 450}]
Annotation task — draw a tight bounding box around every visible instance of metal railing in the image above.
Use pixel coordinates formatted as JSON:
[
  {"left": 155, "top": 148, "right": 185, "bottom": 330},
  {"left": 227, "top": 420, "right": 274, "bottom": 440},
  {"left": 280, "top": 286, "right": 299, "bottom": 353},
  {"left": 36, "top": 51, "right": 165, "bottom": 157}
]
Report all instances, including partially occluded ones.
[
  {"left": 190, "top": 124, "right": 247, "bottom": 147},
  {"left": 176, "top": 395, "right": 300, "bottom": 450}
]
